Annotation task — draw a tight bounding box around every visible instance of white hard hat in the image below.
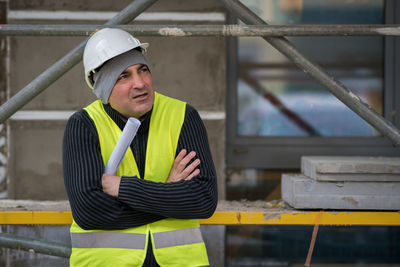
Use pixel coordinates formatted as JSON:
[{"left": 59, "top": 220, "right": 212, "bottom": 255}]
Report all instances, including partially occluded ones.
[{"left": 83, "top": 28, "right": 149, "bottom": 88}]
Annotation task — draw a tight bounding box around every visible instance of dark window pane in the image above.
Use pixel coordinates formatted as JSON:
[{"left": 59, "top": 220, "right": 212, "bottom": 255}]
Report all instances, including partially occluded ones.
[{"left": 237, "top": 0, "right": 384, "bottom": 137}]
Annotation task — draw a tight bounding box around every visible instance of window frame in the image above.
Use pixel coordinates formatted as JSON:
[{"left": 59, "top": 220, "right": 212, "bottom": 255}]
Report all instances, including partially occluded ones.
[{"left": 226, "top": 0, "right": 400, "bottom": 169}]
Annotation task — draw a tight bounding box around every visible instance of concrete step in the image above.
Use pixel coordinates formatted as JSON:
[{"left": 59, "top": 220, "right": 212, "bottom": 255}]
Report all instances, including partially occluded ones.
[
  {"left": 301, "top": 156, "right": 400, "bottom": 182},
  {"left": 281, "top": 173, "right": 400, "bottom": 210}
]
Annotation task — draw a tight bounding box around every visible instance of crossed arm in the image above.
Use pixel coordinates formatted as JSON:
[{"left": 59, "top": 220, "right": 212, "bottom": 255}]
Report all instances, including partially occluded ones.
[
  {"left": 63, "top": 107, "right": 217, "bottom": 230},
  {"left": 102, "top": 149, "right": 201, "bottom": 196}
]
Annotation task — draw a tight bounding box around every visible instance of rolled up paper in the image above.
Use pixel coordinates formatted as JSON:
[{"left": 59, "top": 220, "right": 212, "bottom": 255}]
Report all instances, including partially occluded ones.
[{"left": 104, "top": 117, "right": 141, "bottom": 175}]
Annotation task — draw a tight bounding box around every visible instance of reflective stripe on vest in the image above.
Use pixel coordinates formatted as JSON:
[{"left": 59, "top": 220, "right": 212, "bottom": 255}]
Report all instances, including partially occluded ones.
[
  {"left": 70, "top": 232, "right": 147, "bottom": 249},
  {"left": 70, "top": 227, "right": 203, "bottom": 250},
  {"left": 153, "top": 227, "right": 204, "bottom": 249}
]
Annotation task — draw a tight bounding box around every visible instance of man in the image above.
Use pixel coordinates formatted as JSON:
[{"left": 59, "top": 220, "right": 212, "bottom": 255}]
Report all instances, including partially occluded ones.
[{"left": 63, "top": 28, "right": 218, "bottom": 266}]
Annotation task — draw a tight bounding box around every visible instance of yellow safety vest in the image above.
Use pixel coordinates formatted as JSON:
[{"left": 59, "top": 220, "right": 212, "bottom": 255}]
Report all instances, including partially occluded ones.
[{"left": 69, "top": 92, "right": 209, "bottom": 267}]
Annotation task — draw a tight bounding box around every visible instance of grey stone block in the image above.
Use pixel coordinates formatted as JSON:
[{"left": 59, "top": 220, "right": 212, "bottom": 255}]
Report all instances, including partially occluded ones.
[
  {"left": 281, "top": 173, "right": 400, "bottom": 210},
  {"left": 301, "top": 156, "right": 400, "bottom": 182}
]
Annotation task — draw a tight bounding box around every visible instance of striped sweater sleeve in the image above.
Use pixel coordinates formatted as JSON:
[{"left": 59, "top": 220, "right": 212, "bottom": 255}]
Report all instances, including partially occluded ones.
[
  {"left": 63, "top": 110, "right": 165, "bottom": 230},
  {"left": 118, "top": 105, "right": 218, "bottom": 219}
]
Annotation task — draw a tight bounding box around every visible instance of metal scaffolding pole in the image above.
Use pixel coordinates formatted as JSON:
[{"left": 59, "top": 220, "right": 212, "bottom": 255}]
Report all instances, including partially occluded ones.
[
  {"left": 0, "top": 24, "right": 400, "bottom": 36},
  {"left": 0, "top": 233, "right": 71, "bottom": 258},
  {"left": 220, "top": 0, "right": 400, "bottom": 146},
  {"left": 0, "top": 0, "right": 158, "bottom": 124}
]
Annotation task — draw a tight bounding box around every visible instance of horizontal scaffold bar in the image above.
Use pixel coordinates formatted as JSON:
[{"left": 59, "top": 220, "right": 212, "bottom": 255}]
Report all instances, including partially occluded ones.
[
  {"left": 0, "top": 24, "right": 400, "bottom": 36},
  {"left": 0, "top": 233, "right": 71, "bottom": 258}
]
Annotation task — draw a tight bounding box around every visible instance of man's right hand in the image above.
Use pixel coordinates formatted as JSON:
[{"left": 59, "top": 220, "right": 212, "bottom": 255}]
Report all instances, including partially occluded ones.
[{"left": 167, "top": 149, "right": 200, "bottom": 183}]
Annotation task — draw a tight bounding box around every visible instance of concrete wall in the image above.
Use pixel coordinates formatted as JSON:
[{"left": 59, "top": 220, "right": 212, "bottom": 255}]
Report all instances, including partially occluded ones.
[
  {"left": 3, "top": 0, "right": 227, "bottom": 266},
  {"left": 7, "top": 1, "right": 226, "bottom": 201}
]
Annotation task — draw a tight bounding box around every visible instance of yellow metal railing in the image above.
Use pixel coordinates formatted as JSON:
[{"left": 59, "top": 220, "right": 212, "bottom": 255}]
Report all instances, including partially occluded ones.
[{"left": 1, "top": 210, "right": 399, "bottom": 226}]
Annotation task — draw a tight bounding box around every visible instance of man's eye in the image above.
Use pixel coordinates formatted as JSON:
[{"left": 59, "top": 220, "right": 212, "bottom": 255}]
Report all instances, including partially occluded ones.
[
  {"left": 117, "top": 74, "right": 128, "bottom": 81},
  {"left": 140, "top": 67, "right": 149, "bottom": 73}
]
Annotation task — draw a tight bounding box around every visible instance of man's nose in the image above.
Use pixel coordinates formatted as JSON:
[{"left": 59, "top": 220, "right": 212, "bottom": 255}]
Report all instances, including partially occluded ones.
[{"left": 131, "top": 74, "right": 145, "bottom": 89}]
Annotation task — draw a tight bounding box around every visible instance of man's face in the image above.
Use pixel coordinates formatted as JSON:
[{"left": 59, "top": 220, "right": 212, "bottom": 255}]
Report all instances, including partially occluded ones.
[{"left": 108, "top": 64, "right": 155, "bottom": 119}]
